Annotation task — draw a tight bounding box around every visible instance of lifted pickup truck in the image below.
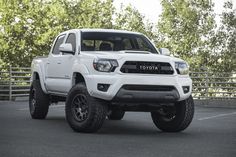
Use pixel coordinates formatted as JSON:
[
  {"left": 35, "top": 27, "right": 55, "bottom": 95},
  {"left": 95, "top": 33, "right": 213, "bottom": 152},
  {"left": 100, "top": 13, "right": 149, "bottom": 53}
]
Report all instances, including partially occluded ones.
[{"left": 29, "top": 29, "right": 194, "bottom": 133}]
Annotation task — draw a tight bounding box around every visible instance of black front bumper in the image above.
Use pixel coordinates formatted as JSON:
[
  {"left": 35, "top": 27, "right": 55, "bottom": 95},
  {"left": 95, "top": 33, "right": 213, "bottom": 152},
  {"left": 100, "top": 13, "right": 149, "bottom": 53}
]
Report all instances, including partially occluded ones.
[{"left": 112, "top": 85, "right": 180, "bottom": 103}]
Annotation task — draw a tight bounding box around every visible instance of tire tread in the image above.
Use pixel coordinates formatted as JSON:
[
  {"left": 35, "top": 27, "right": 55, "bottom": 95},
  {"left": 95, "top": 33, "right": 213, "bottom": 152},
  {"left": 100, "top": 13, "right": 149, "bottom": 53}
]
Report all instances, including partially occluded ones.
[
  {"left": 66, "top": 83, "right": 107, "bottom": 133},
  {"left": 151, "top": 95, "right": 194, "bottom": 132},
  {"left": 29, "top": 80, "right": 50, "bottom": 119}
]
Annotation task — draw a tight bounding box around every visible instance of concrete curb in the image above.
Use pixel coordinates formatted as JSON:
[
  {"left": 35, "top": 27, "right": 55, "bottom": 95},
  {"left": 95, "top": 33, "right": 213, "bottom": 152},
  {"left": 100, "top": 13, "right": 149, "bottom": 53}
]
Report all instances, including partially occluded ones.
[{"left": 194, "top": 99, "right": 236, "bottom": 108}]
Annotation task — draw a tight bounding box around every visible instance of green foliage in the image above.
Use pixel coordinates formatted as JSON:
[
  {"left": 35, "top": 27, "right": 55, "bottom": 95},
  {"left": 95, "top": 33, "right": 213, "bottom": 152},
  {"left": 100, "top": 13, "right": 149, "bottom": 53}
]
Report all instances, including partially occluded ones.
[
  {"left": 114, "top": 4, "right": 156, "bottom": 39},
  {"left": 0, "top": 0, "right": 235, "bottom": 73},
  {"left": 209, "top": 1, "right": 236, "bottom": 72},
  {"left": 0, "top": 0, "right": 65, "bottom": 67},
  {"left": 0, "top": 0, "right": 114, "bottom": 67},
  {"left": 61, "top": 0, "right": 114, "bottom": 29},
  {"left": 157, "top": 0, "right": 215, "bottom": 69}
]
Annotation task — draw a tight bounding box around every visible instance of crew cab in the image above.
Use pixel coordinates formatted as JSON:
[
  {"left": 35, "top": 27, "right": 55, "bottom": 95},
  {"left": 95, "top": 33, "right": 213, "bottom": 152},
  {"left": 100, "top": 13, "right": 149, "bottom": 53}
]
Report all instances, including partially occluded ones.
[{"left": 29, "top": 29, "right": 194, "bottom": 133}]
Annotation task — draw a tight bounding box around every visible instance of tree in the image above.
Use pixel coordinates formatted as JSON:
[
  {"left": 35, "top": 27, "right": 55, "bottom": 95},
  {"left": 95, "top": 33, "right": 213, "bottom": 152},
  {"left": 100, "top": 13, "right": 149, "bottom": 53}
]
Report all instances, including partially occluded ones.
[
  {"left": 157, "top": 0, "right": 215, "bottom": 70},
  {"left": 61, "top": 0, "right": 114, "bottom": 29},
  {"left": 0, "top": 0, "right": 67, "bottom": 67},
  {"left": 0, "top": 0, "right": 114, "bottom": 68},
  {"left": 209, "top": 1, "right": 236, "bottom": 72},
  {"left": 114, "top": 4, "right": 156, "bottom": 39}
]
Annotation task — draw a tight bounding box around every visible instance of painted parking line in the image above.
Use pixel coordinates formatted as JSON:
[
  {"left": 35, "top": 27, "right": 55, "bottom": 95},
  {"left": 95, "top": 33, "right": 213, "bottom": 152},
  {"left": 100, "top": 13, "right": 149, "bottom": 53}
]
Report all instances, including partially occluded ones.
[
  {"left": 198, "top": 112, "right": 236, "bottom": 121},
  {"left": 17, "top": 104, "right": 65, "bottom": 111}
]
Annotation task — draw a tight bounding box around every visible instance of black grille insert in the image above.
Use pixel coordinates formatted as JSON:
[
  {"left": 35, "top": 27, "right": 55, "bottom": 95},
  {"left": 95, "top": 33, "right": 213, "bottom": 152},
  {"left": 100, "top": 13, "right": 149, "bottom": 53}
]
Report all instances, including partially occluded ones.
[
  {"left": 120, "top": 61, "right": 174, "bottom": 74},
  {"left": 122, "top": 85, "right": 175, "bottom": 91}
]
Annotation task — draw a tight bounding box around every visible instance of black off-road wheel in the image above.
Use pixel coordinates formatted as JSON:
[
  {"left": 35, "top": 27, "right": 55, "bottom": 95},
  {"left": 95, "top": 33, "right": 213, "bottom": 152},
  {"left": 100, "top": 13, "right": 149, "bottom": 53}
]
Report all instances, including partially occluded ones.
[
  {"left": 65, "top": 83, "right": 108, "bottom": 133},
  {"left": 29, "top": 80, "right": 50, "bottom": 119},
  {"left": 151, "top": 95, "right": 194, "bottom": 132},
  {"left": 108, "top": 109, "right": 125, "bottom": 120}
]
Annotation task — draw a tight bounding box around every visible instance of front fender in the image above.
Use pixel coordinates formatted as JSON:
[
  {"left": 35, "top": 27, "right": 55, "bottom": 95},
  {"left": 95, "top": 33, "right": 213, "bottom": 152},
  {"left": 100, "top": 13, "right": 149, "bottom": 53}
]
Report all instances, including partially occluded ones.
[
  {"left": 71, "top": 63, "right": 90, "bottom": 88},
  {"left": 72, "top": 63, "right": 90, "bottom": 75}
]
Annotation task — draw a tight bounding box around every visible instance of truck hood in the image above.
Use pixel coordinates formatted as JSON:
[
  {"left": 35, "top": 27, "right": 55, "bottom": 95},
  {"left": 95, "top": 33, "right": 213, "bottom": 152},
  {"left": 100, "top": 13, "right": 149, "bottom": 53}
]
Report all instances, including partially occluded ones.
[{"left": 81, "top": 51, "right": 185, "bottom": 63}]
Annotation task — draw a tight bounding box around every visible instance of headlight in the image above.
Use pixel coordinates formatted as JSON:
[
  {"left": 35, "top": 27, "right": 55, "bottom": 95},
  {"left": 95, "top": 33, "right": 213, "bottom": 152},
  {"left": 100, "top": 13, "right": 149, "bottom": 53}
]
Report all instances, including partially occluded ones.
[
  {"left": 175, "top": 62, "right": 189, "bottom": 75},
  {"left": 93, "top": 59, "right": 119, "bottom": 72}
]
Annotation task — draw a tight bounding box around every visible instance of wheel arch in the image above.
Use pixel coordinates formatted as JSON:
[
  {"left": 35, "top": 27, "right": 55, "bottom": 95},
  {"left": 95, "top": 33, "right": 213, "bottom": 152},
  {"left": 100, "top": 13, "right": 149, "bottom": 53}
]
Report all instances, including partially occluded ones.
[
  {"left": 30, "top": 59, "right": 48, "bottom": 93},
  {"left": 31, "top": 70, "right": 47, "bottom": 93},
  {"left": 71, "top": 63, "right": 90, "bottom": 87},
  {"left": 32, "top": 72, "right": 40, "bottom": 80},
  {"left": 72, "top": 72, "right": 86, "bottom": 86}
]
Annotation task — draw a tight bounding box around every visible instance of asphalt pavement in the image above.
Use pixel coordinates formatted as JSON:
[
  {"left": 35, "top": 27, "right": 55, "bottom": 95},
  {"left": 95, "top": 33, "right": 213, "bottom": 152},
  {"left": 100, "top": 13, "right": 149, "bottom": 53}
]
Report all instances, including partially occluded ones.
[{"left": 0, "top": 101, "right": 236, "bottom": 157}]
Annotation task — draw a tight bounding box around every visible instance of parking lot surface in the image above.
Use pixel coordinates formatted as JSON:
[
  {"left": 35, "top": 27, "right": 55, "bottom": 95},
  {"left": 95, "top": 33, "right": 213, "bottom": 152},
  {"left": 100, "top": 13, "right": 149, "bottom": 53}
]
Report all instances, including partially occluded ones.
[{"left": 0, "top": 101, "right": 236, "bottom": 157}]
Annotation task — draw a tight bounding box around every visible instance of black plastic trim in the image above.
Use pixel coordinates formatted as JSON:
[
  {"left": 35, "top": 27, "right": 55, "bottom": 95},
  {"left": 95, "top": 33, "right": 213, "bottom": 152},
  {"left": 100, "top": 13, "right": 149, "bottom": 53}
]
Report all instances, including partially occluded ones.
[
  {"left": 112, "top": 85, "right": 180, "bottom": 103},
  {"left": 120, "top": 61, "right": 174, "bottom": 74}
]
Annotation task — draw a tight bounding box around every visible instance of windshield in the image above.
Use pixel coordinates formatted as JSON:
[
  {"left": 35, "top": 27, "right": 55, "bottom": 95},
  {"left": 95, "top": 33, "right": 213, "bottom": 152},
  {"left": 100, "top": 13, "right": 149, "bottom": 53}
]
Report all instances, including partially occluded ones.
[{"left": 81, "top": 32, "right": 158, "bottom": 53}]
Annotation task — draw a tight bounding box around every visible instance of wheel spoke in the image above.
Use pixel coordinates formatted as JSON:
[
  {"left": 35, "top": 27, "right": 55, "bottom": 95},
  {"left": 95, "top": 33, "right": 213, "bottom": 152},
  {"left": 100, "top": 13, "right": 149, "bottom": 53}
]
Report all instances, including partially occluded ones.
[
  {"left": 74, "top": 98, "right": 80, "bottom": 105},
  {"left": 81, "top": 96, "right": 87, "bottom": 105},
  {"left": 158, "top": 106, "right": 177, "bottom": 122},
  {"left": 72, "top": 94, "right": 89, "bottom": 122}
]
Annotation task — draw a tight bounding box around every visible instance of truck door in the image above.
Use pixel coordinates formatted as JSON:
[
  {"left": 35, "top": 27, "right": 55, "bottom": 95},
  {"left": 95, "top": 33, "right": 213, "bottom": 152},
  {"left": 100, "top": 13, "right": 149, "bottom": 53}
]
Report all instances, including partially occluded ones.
[
  {"left": 45, "top": 34, "right": 66, "bottom": 92},
  {"left": 55, "top": 33, "right": 76, "bottom": 93}
]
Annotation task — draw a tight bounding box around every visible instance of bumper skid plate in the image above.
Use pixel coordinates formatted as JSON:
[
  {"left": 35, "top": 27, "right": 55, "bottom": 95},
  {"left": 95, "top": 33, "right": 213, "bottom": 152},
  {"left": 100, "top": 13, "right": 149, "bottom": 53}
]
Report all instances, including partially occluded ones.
[{"left": 112, "top": 85, "right": 180, "bottom": 103}]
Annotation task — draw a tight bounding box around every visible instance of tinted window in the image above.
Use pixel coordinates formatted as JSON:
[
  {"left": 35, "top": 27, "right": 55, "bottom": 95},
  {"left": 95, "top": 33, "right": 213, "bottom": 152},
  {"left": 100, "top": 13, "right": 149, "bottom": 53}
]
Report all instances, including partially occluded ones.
[
  {"left": 136, "top": 37, "right": 153, "bottom": 52},
  {"left": 66, "top": 33, "right": 76, "bottom": 52},
  {"left": 81, "top": 32, "right": 157, "bottom": 53},
  {"left": 52, "top": 35, "right": 65, "bottom": 55},
  {"left": 82, "top": 40, "right": 114, "bottom": 51},
  {"left": 122, "top": 38, "right": 133, "bottom": 50}
]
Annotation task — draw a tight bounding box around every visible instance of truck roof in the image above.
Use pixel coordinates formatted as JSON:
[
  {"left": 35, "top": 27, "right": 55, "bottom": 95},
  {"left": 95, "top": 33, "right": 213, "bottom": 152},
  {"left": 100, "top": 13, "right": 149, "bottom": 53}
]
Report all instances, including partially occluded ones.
[{"left": 61, "top": 29, "right": 142, "bottom": 35}]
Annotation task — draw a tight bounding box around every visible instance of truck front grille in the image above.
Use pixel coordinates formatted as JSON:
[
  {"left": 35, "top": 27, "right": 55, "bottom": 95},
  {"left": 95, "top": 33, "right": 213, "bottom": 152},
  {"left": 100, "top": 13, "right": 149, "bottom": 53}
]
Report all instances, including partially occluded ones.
[{"left": 120, "top": 61, "right": 174, "bottom": 74}]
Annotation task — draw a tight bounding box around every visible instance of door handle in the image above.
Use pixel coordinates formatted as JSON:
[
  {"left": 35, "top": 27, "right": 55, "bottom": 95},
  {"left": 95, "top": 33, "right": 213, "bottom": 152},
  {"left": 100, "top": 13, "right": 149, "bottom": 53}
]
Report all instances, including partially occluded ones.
[{"left": 57, "top": 60, "right": 62, "bottom": 64}]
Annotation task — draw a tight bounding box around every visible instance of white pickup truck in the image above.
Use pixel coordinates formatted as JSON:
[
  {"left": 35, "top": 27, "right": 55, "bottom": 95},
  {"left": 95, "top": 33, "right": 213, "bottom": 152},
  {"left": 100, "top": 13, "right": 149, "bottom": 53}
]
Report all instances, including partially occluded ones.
[{"left": 29, "top": 29, "right": 194, "bottom": 133}]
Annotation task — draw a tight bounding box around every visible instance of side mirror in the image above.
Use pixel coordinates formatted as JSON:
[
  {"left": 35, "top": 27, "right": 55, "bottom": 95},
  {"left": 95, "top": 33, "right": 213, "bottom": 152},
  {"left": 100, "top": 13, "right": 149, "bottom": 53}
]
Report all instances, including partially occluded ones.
[
  {"left": 59, "top": 43, "right": 74, "bottom": 55},
  {"left": 159, "top": 48, "right": 170, "bottom": 56}
]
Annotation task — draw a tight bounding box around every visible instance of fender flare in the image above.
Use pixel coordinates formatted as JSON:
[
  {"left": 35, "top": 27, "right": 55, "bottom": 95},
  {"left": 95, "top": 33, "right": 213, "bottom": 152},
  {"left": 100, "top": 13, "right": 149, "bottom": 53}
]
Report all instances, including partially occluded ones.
[
  {"left": 71, "top": 63, "right": 90, "bottom": 85},
  {"left": 31, "top": 63, "right": 48, "bottom": 94}
]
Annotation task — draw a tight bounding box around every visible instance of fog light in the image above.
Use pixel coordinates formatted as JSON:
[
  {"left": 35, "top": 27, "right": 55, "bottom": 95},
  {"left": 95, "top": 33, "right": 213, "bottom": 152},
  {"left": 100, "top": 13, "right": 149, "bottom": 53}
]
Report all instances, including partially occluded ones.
[
  {"left": 182, "top": 86, "right": 190, "bottom": 94},
  {"left": 97, "top": 84, "right": 110, "bottom": 92}
]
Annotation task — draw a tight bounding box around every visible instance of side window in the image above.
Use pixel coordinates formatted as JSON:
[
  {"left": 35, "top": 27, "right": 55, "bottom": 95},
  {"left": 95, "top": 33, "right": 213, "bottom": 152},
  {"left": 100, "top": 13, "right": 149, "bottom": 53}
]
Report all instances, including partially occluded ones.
[
  {"left": 52, "top": 35, "right": 65, "bottom": 55},
  {"left": 65, "top": 33, "right": 76, "bottom": 52}
]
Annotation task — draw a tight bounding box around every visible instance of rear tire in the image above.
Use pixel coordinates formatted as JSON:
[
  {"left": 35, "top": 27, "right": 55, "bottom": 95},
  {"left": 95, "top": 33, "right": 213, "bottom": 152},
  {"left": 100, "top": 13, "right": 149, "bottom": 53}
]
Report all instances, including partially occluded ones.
[
  {"left": 66, "top": 83, "right": 108, "bottom": 133},
  {"left": 29, "top": 80, "right": 50, "bottom": 119},
  {"left": 151, "top": 95, "right": 194, "bottom": 132},
  {"left": 108, "top": 110, "right": 125, "bottom": 120}
]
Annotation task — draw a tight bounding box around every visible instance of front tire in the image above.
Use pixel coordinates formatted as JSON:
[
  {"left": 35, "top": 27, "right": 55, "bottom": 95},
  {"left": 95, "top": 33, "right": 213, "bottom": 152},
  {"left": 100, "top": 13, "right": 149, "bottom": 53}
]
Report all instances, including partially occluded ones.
[
  {"left": 151, "top": 95, "right": 194, "bottom": 132},
  {"left": 66, "top": 83, "right": 108, "bottom": 133},
  {"left": 107, "top": 109, "right": 125, "bottom": 120},
  {"left": 29, "top": 80, "right": 50, "bottom": 119}
]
